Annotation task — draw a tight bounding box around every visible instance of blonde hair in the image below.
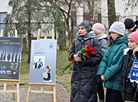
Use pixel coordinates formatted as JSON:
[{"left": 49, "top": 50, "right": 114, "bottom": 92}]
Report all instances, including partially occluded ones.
[{"left": 47, "top": 66, "right": 51, "bottom": 70}]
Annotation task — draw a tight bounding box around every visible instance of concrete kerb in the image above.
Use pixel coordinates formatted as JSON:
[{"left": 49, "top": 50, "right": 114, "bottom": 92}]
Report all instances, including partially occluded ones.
[{"left": 58, "top": 83, "right": 70, "bottom": 95}]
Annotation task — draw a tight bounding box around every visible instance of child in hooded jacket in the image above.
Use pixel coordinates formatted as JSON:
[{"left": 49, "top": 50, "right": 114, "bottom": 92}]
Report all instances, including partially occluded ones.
[
  {"left": 119, "top": 31, "right": 138, "bottom": 102},
  {"left": 97, "top": 21, "right": 128, "bottom": 102},
  {"left": 92, "top": 23, "right": 108, "bottom": 102}
]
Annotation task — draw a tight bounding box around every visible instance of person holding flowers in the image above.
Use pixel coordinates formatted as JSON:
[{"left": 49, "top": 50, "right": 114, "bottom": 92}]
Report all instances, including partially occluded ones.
[
  {"left": 68, "top": 20, "right": 103, "bottom": 102},
  {"left": 97, "top": 21, "right": 128, "bottom": 102}
]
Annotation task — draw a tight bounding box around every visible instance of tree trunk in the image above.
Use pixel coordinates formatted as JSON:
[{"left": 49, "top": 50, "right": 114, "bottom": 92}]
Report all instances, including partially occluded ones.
[
  {"left": 87, "top": 1, "right": 94, "bottom": 22},
  {"left": 27, "top": 31, "right": 31, "bottom": 63},
  {"left": 27, "top": 0, "right": 31, "bottom": 63},
  {"left": 68, "top": 16, "right": 74, "bottom": 52},
  {"left": 108, "top": 0, "right": 116, "bottom": 29}
]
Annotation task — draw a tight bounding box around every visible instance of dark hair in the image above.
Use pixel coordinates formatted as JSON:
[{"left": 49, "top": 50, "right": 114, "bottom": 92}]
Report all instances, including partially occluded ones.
[
  {"left": 47, "top": 66, "right": 50, "bottom": 70},
  {"left": 108, "top": 34, "right": 124, "bottom": 47}
]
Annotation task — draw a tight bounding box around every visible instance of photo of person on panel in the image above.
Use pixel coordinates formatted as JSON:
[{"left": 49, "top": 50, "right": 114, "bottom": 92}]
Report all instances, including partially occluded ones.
[
  {"left": 43, "top": 66, "right": 51, "bottom": 81},
  {"left": 33, "top": 56, "right": 45, "bottom": 70}
]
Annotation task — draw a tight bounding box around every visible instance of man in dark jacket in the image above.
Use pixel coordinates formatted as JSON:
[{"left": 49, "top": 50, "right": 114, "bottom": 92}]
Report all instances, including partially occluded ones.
[
  {"left": 124, "top": 18, "right": 138, "bottom": 34},
  {"left": 68, "top": 20, "right": 103, "bottom": 102}
]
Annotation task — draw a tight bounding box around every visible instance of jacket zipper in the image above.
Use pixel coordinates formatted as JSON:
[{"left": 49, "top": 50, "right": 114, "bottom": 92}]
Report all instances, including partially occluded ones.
[{"left": 78, "top": 39, "right": 84, "bottom": 102}]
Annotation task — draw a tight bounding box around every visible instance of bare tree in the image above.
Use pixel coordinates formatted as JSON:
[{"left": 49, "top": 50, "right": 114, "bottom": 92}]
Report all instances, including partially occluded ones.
[
  {"left": 108, "top": 0, "right": 116, "bottom": 28},
  {"left": 55, "top": 0, "right": 75, "bottom": 50},
  {"left": 87, "top": 0, "right": 94, "bottom": 22},
  {"left": 78, "top": 0, "right": 101, "bottom": 23},
  {"left": 124, "top": 0, "right": 138, "bottom": 14}
]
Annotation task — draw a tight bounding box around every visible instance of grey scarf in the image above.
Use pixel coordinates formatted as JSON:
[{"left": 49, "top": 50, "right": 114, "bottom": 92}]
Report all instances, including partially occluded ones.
[{"left": 76, "top": 31, "right": 95, "bottom": 41}]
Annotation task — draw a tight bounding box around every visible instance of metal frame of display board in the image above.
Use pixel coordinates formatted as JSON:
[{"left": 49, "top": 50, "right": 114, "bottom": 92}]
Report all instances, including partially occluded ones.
[
  {"left": 0, "top": 30, "right": 20, "bottom": 102},
  {"left": 26, "top": 29, "right": 56, "bottom": 102}
]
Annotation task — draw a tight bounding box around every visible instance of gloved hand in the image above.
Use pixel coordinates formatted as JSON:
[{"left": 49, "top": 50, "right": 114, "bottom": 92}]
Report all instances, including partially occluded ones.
[{"left": 132, "top": 81, "right": 137, "bottom": 88}]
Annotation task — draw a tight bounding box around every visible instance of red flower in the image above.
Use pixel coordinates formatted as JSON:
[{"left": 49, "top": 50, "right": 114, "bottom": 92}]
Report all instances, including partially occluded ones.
[
  {"left": 91, "top": 47, "right": 94, "bottom": 51},
  {"left": 89, "top": 47, "right": 94, "bottom": 51},
  {"left": 85, "top": 53, "right": 89, "bottom": 57},
  {"left": 67, "top": 61, "right": 72, "bottom": 64},
  {"left": 89, "top": 48, "right": 92, "bottom": 51},
  {"left": 68, "top": 45, "right": 96, "bottom": 64},
  {"left": 85, "top": 48, "right": 89, "bottom": 52},
  {"left": 86, "top": 45, "right": 90, "bottom": 49},
  {"left": 92, "top": 51, "right": 95, "bottom": 55},
  {"left": 72, "top": 59, "right": 75, "bottom": 63},
  {"left": 89, "top": 49, "right": 92, "bottom": 51},
  {"left": 86, "top": 51, "right": 90, "bottom": 54}
]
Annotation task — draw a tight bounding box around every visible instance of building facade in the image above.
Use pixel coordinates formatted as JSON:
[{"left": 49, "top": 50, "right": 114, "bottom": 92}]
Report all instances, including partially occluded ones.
[
  {"left": 0, "top": 0, "right": 102, "bottom": 37},
  {"left": 102, "top": 0, "right": 138, "bottom": 29},
  {"left": 0, "top": 0, "right": 12, "bottom": 33}
]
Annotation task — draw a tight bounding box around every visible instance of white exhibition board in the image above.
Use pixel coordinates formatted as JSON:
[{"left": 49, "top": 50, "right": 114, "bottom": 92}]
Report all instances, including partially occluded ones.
[{"left": 29, "top": 40, "right": 57, "bottom": 84}]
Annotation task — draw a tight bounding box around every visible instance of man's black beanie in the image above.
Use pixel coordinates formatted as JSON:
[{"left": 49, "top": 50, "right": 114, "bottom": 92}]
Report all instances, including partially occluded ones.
[
  {"left": 124, "top": 18, "right": 135, "bottom": 29},
  {"left": 79, "top": 20, "right": 93, "bottom": 32}
]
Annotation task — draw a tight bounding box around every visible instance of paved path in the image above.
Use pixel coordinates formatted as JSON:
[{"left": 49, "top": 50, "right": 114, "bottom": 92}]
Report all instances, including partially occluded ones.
[{"left": 0, "top": 83, "right": 70, "bottom": 102}]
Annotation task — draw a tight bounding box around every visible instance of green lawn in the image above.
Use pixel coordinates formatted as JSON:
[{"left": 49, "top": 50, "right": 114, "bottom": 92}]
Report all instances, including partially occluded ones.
[{"left": 56, "top": 51, "right": 72, "bottom": 93}]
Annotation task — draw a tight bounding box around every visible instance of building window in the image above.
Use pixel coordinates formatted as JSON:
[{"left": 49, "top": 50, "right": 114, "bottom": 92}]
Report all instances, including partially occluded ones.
[
  {"left": 83, "top": 12, "right": 91, "bottom": 22},
  {"left": 0, "top": 12, "right": 7, "bottom": 34},
  {"left": 116, "top": 15, "right": 120, "bottom": 21},
  {"left": 98, "top": 13, "right": 101, "bottom": 23},
  {"left": 136, "top": 16, "right": 138, "bottom": 20}
]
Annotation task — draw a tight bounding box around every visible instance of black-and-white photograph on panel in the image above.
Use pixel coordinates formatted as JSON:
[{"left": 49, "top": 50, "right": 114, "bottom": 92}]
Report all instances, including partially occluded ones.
[{"left": 33, "top": 56, "right": 45, "bottom": 69}]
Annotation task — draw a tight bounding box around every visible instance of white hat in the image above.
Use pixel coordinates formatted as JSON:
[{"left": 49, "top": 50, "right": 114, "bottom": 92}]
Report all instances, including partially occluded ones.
[{"left": 109, "top": 21, "right": 125, "bottom": 36}]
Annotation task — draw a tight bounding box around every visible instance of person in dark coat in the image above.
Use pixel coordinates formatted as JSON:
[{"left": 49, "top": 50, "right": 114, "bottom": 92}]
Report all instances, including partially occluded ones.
[
  {"left": 124, "top": 18, "right": 138, "bottom": 34},
  {"left": 92, "top": 23, "right": 108, "bottom": 102},
  {"left": 119, "top": 31, "right": 138, "bottom": 102},
  {"left": 68, "top": 20, "right": 103, "bottom": 102}
]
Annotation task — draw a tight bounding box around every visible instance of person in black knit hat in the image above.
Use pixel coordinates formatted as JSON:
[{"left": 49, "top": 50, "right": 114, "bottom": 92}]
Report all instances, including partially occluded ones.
[{"left": 124, "top": 18, "right": 138, "bottom": 34}]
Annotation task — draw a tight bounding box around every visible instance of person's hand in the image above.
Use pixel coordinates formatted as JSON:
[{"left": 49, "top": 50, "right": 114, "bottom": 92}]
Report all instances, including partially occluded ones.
[
  {"left": 73, "top": 54, "right": 81, "bottom": 62},
  {"left": 101, "top": 75, "right": 106, "bottom": 81}
]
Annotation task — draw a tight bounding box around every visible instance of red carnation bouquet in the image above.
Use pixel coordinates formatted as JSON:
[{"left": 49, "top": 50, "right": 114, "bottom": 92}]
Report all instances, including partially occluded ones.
[
  {"left": 59, "top": 45, "right": 95, "bottom": 75},
  {"left": 78, "top": 44, "right": 95, "bottom": 60},
  {"left": 71, "top": 44, "right": 95, "bottom": 63}
]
